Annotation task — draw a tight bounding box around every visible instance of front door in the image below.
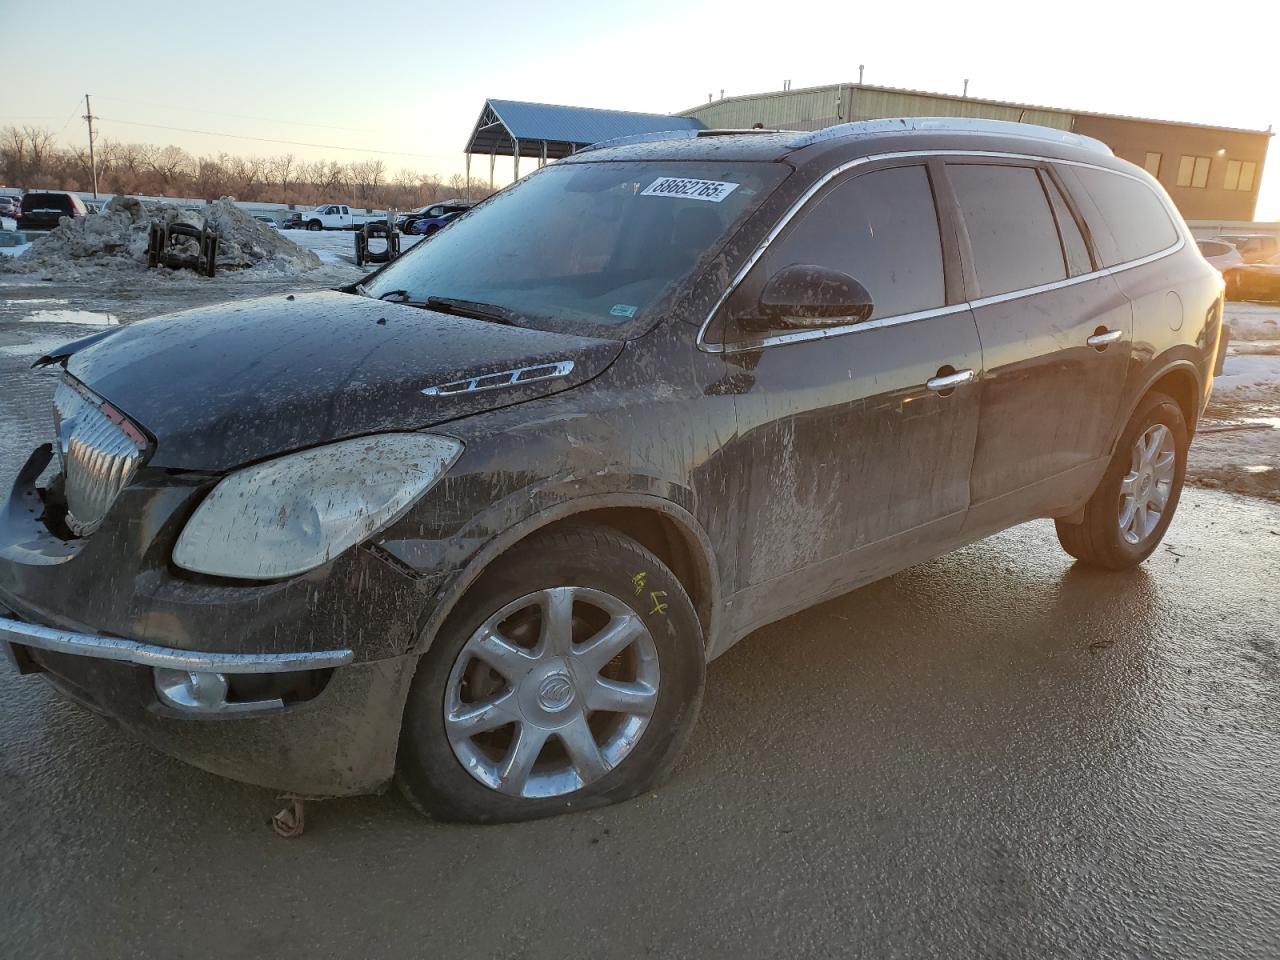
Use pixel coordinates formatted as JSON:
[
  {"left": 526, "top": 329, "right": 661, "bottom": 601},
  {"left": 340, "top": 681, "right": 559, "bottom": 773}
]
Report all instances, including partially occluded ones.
[{"left": 712, "top": 161, "right": 985, "bottom": 632}]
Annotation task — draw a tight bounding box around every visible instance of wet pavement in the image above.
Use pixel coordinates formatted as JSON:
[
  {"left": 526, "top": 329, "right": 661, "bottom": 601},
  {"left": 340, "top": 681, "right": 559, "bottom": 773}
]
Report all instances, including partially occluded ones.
[{"left": 1, "top": 310, "right": 1278, "bottom": 959}]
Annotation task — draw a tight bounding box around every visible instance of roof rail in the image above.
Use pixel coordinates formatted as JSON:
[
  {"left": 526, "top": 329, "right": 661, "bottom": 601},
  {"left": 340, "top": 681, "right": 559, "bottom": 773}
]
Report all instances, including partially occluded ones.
[
  {"left": 804, "top": 117, "right": 1113, "bottom": 154},
  {"left": 576, "top": 128, "right": 701, "bottom": 154}
]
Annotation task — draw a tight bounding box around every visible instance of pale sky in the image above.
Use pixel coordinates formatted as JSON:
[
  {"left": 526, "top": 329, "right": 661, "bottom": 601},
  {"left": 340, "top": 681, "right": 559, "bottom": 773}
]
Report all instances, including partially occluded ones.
[{"left": 6, "top": 0, "right": 1279, "bottom": 216}]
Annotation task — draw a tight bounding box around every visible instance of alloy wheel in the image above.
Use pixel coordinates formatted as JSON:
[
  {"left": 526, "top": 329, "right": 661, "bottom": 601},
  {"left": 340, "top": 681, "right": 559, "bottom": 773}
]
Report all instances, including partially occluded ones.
[
  {"left": 1118, "top": 423, "right": 1176, "bottom": 545},
  {"left": 443, "top": 586, "right": 660, "bottom": 798}
]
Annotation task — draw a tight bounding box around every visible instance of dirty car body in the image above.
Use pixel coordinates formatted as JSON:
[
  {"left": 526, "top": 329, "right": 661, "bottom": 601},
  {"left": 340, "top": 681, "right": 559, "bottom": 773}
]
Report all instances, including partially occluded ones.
[{"left": 0, "top": 119, "right": 1224, "bottom": 813}]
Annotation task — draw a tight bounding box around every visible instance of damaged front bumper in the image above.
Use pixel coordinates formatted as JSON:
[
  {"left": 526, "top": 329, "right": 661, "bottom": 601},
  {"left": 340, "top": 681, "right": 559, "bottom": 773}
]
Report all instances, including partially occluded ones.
[
  {"left": 2, "top": 604, "right": 420, "bottom": 797},
  {"left": 0, "top": 614, "right": 355, "bottom": 712},
  {"left": 0, "top": 442, "right": 439, "bottom": 797}
]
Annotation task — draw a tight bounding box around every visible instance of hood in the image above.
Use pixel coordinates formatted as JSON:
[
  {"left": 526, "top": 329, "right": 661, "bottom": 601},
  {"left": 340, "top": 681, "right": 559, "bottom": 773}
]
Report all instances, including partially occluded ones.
[{"left": 63, "top": 290, "right": 623, "bottom": 471}]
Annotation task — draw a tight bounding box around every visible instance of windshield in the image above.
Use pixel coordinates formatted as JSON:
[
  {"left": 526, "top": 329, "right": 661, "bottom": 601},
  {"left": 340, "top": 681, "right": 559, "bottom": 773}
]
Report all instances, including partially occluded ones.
[{"left": 364, "top": 160, "right": 787, "bottom": 337}]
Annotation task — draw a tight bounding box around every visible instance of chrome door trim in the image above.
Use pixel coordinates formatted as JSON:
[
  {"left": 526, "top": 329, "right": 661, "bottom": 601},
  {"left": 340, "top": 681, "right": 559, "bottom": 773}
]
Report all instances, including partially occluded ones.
[{"left": 697, "top": 148, "right": 1184, "bottom": 355}]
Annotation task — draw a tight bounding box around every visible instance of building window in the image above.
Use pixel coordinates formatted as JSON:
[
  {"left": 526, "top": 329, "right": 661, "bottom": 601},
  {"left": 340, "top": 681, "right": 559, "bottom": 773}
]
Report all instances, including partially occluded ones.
[
  {"left": 1224, "top": 159, "right": 1258, "bottom": 192},
  {"left": 1144, "top": 152, "right": 1162, "bottom": 178},
  {"left": 1177, "top": 155, "right": 1211, "bottom": 189}
]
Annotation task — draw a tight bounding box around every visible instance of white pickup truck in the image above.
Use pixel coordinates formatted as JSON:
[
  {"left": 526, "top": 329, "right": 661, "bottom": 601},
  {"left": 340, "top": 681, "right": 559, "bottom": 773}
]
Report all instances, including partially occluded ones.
[{"left": 301, "top": 204, "right": 385, "bottom": 231}]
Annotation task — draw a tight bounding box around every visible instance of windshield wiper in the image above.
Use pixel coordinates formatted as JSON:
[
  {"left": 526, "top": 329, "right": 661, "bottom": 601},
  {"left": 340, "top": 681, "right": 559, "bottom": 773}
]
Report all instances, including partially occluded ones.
[
  {"left": 424, "top": 296, "right": 520, "bottom": 326},
  {"left": 376, "top": 289, "right": 414, "bottom": 302}
]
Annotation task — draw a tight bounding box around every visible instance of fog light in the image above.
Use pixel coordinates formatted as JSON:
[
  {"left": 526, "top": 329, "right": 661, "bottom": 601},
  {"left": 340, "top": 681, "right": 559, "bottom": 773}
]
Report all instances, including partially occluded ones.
[{"left": 154, "top": 668, "right": 230, "bottom": 712}]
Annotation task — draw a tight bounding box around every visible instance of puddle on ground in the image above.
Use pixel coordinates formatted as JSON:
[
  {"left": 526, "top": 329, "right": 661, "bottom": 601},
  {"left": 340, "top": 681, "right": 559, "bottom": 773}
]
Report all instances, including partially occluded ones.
[
  {"left": 1244, "top": 417, "right": 1280, "bottom": 429},
  {"left": 1242, "top": 465, "right": 1274, "bottom": 474},
  {"left": 21, "top": 309, "right": 118, "bottom": 326}
]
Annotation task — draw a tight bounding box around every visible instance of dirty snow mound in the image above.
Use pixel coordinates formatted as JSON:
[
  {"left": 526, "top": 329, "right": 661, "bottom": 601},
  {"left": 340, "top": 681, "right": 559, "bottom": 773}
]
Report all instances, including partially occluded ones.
[{"left": 0, "top": 196, "right": 321, "bottom": 279}]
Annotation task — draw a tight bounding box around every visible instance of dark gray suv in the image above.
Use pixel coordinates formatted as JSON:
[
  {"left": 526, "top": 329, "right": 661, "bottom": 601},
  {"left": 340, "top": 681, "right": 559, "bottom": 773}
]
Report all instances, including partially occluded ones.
[{"left": 0, "top": 118, "right": 1224, "bottom": 822}]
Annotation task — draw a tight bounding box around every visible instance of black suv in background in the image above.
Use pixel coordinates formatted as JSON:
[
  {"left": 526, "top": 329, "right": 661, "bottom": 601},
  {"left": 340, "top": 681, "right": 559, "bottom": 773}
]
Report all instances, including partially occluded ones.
[
  {"left": 16, "top": 191, "right": 88, "bottom": 230},
  {"left": 0, "top": 119, "right": 1224, "bottom": 823}
]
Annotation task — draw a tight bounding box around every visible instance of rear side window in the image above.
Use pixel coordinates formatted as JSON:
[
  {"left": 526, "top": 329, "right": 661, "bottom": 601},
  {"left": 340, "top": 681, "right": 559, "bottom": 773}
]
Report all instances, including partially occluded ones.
[
  {"left": 764, "top": 164, "right": 946, "bottom": 320},
  {"left": 1073, "top": 167, "right": 1178, "bottom": 266},
  {"left": 948, "top": 163, "right": 1067, "bottom": 298},
  {"left": 23, "top": 193, "right": 72, "bottom": 212}
]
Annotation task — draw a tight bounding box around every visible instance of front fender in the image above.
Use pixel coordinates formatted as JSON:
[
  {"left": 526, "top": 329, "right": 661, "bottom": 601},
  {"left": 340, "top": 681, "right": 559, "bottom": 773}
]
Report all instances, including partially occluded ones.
[{"left": 378, "top": 481, "right": 722, "bottom": 661}]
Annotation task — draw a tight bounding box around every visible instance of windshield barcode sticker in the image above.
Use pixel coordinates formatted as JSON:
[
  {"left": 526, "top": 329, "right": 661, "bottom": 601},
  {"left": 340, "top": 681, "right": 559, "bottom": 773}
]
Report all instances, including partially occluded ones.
[{"left": 641, "top": 177, "right": 740, "bottom": 202}]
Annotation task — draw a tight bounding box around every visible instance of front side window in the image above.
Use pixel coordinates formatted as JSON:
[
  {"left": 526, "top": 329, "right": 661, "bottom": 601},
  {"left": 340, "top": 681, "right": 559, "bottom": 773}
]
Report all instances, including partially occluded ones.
[
  {"left": 739, "top": 164, "right": 947, "bottom": 324},
  {"left": 1074, "top": 167, "right": 1179, "bottom": 266},
  {"left": 364, "top": 159, "right": 788, "bottom": 337},
  {"left": 948, "top": 163, "right": 1067, "bottom": 298}
]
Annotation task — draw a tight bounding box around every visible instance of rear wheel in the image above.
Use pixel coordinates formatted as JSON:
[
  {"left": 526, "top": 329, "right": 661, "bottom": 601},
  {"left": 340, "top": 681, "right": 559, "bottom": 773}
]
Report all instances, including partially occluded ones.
[
  {"left": 396, "top": 525, "right": 705, "bottom": 823},
  {"left": 1055, "top": 391, "right": 1188, "bottom": 570}
]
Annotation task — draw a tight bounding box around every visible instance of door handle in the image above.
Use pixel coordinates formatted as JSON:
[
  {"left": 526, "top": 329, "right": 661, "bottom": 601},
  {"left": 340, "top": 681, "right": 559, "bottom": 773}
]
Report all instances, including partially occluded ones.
[
  {"left": 925, "top": 368, "right": 976, "bottom": 393},
  {"left": 1087, "top": 328, "right": 1123, "bottom": 349}
]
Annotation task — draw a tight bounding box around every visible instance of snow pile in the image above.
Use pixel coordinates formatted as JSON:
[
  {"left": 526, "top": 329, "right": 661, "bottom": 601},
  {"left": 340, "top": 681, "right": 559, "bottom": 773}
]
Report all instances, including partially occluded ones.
[
  {"left": 1214, "top": 353, "right": 1280, "bottom": 402},
  {"left": 1225, "top": 302, "right": 1280, "bottom": 341},
  {"left": 0, "top": 196, "right": 320, "bottom": 279}
]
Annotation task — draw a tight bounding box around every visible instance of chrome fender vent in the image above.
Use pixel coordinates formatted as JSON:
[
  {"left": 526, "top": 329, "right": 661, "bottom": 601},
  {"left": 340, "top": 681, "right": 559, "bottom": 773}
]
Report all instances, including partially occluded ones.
[
  {"left": 421, "top": 360, "right": 575, "bottom": 397},
  {"left": 52, "top": 378, "right": 149, "bottom": 537}
]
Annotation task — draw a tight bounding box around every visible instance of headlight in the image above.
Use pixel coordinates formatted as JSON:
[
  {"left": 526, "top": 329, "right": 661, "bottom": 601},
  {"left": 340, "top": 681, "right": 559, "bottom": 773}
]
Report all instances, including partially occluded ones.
[{"left": 172, "top": 433, "right": 462, "bottom": 579}]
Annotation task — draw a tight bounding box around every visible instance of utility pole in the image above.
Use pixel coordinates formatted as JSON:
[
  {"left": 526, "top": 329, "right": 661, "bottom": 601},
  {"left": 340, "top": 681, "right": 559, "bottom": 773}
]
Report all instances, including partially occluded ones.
[
  {"left": 83, "top": 94, "right": 99, "bottom": 199},
  {"left": 963, "top": 78, "right": 970, "bottom": 97}
]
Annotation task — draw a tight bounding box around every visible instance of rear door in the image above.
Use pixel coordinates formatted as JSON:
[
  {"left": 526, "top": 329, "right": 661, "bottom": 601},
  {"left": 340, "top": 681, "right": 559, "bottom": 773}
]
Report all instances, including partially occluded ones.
[
  {"left": 719, "top": 160, "right": 984, "bottom": 617},
  {"left": 944, "top": 159, "right": 1132, "bottom": 529}
]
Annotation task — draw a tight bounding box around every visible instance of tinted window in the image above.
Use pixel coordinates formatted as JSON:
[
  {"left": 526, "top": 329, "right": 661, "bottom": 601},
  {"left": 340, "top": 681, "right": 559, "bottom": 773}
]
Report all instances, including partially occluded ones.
[
  {"left": 761, "top": 164, "right": 945, "bottom": 320},
  {"left": 948, "top": 164, "right": 1066, "bottom": 297},
  {"left": 22, "top": 193, "right": 73, "bottom": 212},
  {"left": 1074, "top": 167, "right": 1178, "bottom": 265},
  {"left": 1043, "top": 173, "right": 1092, "bottom": 276}
]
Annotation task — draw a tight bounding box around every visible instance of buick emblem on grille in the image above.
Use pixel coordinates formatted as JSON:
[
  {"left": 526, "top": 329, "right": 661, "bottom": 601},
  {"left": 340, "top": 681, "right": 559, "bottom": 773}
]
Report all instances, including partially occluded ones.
[{"left": 52, "top": 377, "right": 149, "bottom": 536}]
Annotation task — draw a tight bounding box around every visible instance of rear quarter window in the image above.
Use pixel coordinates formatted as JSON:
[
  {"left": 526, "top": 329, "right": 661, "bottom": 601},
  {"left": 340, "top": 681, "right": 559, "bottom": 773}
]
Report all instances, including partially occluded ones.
[
  {"left": 1073, "top": 167, "right": 1179, "bottom": 266},
  {"left": 23, "top": 193, "right": 73, "bottom": 212}
]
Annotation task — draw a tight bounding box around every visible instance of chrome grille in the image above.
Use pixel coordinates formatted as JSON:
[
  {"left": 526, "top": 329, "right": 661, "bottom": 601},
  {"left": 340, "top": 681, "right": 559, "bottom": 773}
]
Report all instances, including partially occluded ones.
[{"left": 53, "top": 378, "right": 148, "bottom": 536}]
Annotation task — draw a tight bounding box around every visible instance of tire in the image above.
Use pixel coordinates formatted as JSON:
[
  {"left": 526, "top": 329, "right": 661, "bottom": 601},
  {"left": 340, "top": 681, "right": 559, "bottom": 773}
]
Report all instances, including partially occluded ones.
[
  {"left": 396, "top": 524, "right": 705, "bottom": 823},
  {"left": 306, "top": 220, "right": 322, "bottom": 231},
  {"left": 1055, "top": 390, "right": 1188, "bottom": 570},
  {"left": 423, "top": 224, "right": 440, "bottom": 237}
]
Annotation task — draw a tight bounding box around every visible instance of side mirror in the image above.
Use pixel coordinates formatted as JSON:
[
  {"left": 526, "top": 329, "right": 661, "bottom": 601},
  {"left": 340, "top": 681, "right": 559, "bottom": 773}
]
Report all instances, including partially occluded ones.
[{"left": 757, "top": 263, "right": 874, "bottom": 328}]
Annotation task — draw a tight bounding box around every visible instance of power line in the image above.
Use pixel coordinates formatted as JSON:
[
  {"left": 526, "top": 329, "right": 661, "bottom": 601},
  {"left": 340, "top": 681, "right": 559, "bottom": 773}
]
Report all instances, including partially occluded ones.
[
  {"left": 91, "top": 94, "right": 377, "bottom": 134},
  {"left": 93, "top": 115, "right": 455, "bottom": 160}
]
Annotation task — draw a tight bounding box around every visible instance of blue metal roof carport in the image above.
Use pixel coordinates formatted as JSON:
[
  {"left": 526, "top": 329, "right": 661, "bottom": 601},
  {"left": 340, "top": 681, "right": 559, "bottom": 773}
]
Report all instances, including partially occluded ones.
[{"left": 464, "top": 98, "right": 705, "bottom": 188}]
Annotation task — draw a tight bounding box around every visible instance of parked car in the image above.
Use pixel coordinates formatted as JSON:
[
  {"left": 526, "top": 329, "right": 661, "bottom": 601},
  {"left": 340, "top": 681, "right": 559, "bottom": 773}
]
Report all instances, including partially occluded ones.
[
  {"left": 0, "top": 118, "right": 1224, "bottom": 823},
  {"left": 280, "top": 213, "right": 303, "bottom": 230},
  {"left": 16, "top": 191, "right": 88, "bottom": 230},
  {"left": 402, "top": 201, "right": 472, "bottom": 236},
  {"left": 1227, "top": 251, "right": 1280, "bottom": 301},
  {"left": 302, "top": 203, "right": 382, "bottom": 231},
  {"left": 1212, "top": 233, "right": 1280, "bottom": 264},
  {"left": 253, "top": 215, "right": 279, "bottom": 230},
  {"left": 0, "top": 196, "right": 20, "bottom": 221},
  {"left": 1197, "top": 238, "right": 1247, "bottom": 300}
]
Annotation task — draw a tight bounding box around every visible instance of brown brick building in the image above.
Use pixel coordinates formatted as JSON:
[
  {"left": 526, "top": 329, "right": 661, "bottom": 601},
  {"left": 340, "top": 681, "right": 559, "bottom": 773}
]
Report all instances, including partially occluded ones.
[{"left": 682, "top": 83, "right": 1272, "bottom": 221}]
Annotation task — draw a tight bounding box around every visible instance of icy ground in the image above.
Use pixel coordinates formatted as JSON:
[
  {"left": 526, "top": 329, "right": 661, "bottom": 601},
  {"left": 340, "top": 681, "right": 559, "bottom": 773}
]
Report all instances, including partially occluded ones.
[{"left": 1190, "top": 302, "right": 1280, "bottom": 500}]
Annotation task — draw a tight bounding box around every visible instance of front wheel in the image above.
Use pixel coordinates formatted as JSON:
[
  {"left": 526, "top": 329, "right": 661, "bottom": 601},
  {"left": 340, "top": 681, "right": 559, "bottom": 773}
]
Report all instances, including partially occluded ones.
[
  {"left": 306, "top": 220, "right": 322, "bottom": 231},
  {"left": 396, "top": 525, "right": 705, "bottom": 823},
  {"left": 1055, "top": 390, "right": 1188, "bottom": 570}
]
